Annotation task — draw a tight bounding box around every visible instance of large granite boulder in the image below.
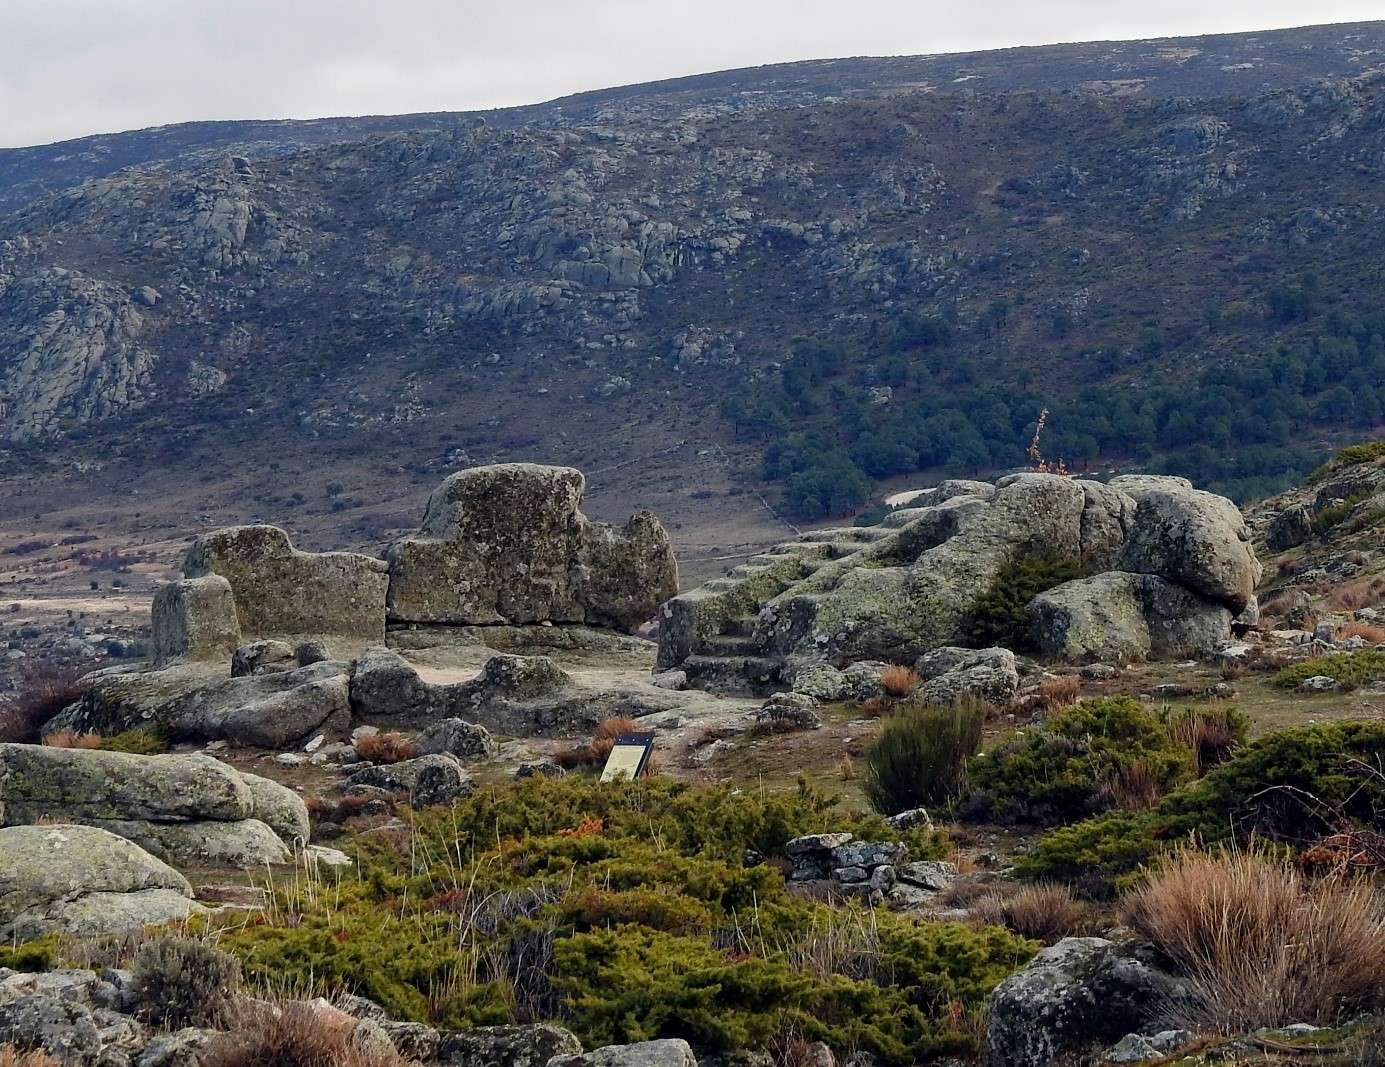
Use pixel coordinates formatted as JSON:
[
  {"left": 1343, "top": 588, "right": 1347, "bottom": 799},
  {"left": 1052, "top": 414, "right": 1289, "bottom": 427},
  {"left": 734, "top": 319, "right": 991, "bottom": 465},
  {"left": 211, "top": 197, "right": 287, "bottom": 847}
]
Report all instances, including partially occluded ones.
[
  {"left": 0, "top": 745, "right": 305, "bottom": 866},
  {"left": 986, "top": 937, "right": 1187, "bottom": 1067},
  {"left": 915, "top": 647, "right": 1019, "bottom": 706},
  {"left": 385, "top": 464, "right": 678, "bottom": 633},
  {"left": 183, "top": 524, "right": 388, "bottom": 641},
  {"left": 0, "top": 744, "right": 252, "bottom": 825},
  {"left": 1111, "top": 475, "right": 1262, "bottom": 613},
  {"left": 550, "top": 1039, "right": 698, "bottom": 1067},
  {"left": 151, "top": 575, "right": 241, "bottom": 666},
  {"left": 0, "top": 824, "right": 202, "bottom": 940},
  {"left": 437, "top": 1023, "right": 582, "bottom": 1066},
  {"left": 1028, "top": 572, "right": 1232, "bottom": 663},
  {"left": 52, "top": 660, "right": 351, "bottom": 748}
]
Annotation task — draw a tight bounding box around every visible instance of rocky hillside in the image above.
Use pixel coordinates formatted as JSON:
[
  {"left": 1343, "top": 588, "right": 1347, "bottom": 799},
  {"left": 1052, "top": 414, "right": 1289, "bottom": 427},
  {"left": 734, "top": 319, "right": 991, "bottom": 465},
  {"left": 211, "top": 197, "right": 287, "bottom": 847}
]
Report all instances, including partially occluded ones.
[{"left": 5, "top": 21, "right": 1385, "bottom": 589}]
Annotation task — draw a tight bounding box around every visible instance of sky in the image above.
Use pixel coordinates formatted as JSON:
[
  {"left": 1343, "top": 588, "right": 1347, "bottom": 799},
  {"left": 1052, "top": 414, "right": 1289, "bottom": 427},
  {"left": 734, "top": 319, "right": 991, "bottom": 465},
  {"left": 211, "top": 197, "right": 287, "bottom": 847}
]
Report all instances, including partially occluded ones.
[{"left": 1, "top": 1, "right": 1381, "bottom": 148}]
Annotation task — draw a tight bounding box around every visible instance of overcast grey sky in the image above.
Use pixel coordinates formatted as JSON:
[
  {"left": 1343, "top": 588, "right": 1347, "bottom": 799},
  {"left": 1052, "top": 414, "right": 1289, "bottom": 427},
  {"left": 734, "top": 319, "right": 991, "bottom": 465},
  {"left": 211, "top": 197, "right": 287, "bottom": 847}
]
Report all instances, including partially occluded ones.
[{"left": 0, "top": 1, "right": 1380, "bottom": 148}]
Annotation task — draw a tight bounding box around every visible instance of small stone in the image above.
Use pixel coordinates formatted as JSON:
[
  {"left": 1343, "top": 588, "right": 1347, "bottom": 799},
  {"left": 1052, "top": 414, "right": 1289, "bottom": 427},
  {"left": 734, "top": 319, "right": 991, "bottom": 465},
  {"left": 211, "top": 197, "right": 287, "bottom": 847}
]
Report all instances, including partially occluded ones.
[
  {"left": 785, "top": 832, "right": 853, "bottom": 856},
  {"left": 1297, "top": 675, "right": 1341, "bottom": 693},
  {"left": 833, "top": 866, "right": 869, "bottom": 883}
]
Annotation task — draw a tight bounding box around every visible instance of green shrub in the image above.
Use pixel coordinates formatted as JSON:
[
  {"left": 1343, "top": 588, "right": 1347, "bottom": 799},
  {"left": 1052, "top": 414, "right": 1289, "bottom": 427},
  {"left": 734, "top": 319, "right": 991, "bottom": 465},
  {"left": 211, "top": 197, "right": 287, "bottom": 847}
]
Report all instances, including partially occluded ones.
[
  {"left": 963, "top": 698, "right": 1191, "bottom": 825},
  {"left": 862, "top": 704, "right": 984, "bottom": 816},
  {"left": 213, "top": 777, "right": 1027, "bottom": 1065},
  {"left": 103, "top": 726, "right": 170, "bottom": 755},
  {"left": 1307, "top": 441, "right": 1385, "bottom": 483},
  {"left": 131, "top": 936, "right": 241, "bottom": 1028},
  {"left": 1310, "top": 493, "right": 1371, "bottom": 536},
  {"left": 1271, "top": 650, "right": 1385, "bottom": 690},
  {"left": 0, "top": 934, "right": 60, "bottom": 972},
  {"left": 962, "top": 552, "right": 1086, "bottom": 650},
  {"left": 1018, "top": 719, "right": 1385, "bottom": 895}
]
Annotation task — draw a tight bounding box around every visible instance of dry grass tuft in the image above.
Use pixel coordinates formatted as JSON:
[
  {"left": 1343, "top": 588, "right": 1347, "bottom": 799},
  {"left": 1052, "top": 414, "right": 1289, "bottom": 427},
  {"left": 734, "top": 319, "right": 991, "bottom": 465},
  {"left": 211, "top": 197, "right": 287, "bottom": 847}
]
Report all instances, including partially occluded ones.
[
  {"left": 1037, "top": 675, "right": 1081, "bottom": 710},
  {"left": 41, "top": 728, "right": 103, "bottom": 749},
  {"left": 353, "top": 731, "right": 418, "bottom": 765},
  {"left": 589, "top": 717, "right": 640, "bottom": 764},
  {"left": 0, "top": 1048, "right": 62, "bottom": 1067},
  {"left": 1167, "top": 708, "right": 1244, "bottom": 777},
  {"left": 880, "top": 665, "right": 920, "bottom": 699},
  {"left": 202, "top": 1000, "right": 408, "bottom": 1067},
  {"left": 1125, "top": 849, "right": 1385, "bottom": 1032},
  {"left": 1327, "top": 580, "right": 1385, "bottom": 612},
  {"left": 1338, "top": 621, "right": 1385, "bottom": 644},
  {"left": 1100, "top": 758, "right": 1166, "bottom": 811},
  {"left": 971, "top": 883, "right": 1090, "bottom": 942}
]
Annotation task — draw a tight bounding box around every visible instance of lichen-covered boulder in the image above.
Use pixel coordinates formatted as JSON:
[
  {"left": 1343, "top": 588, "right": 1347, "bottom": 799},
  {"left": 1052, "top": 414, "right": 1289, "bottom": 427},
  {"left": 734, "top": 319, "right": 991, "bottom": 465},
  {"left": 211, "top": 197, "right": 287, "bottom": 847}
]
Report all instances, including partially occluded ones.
[
  {"left": 152, "top": 575, "right": 242, "bottom": 666},
  {"left": 915, "top": 647, "right": 1019, "bottom": 706},
  {"left": 0, "top": 824, "right": 201, "bottom": 940},
  {"left": 549, "top": 1039, "right": 698, "bottom": 1067},
  {"left": 53, "top": 661, "right": 352, "bottom": 748},
  {"left": 1111, "top": 475, "right": 1262, "bottom": 612},
  {"left": 85, "top": 817, "right": 290, "bottom": 867},
  {"left": 385, "top": 464, "right": 678, "bottom": 633},
  {"left": 986, "top": 937, "right": 1187, "bottom": 1067},
  {"left": 1028, "top": 572, "right": 1232, "bottom": 664},
  {"left": 237, "top": 770, "right": 311, "bottom": 845},
  {"left": 437, "top": 1023, "right": 582, "bottom": 1067},
  {"left": 413, "top": 718, "right": 497, "bottom": 762},
  {"left": 230, "top": 639, "right": 296, "bottom": 677},
  {"left": 0, "top": 744, "right": 253, "bottom": 824},
  {"left": 184, "top": 524, "right": 388, "bottom": 641}
]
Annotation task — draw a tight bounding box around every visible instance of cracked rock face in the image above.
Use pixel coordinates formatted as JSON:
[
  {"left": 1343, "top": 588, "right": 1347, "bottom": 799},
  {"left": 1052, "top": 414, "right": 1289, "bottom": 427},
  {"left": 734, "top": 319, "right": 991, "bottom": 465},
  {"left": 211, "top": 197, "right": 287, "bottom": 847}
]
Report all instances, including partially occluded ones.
[
  {"left": 0, "top": 267, "right": 156, "bottom": 441},
  {"left": 385, "top": 463, "right": 678, "bottom": 633}
]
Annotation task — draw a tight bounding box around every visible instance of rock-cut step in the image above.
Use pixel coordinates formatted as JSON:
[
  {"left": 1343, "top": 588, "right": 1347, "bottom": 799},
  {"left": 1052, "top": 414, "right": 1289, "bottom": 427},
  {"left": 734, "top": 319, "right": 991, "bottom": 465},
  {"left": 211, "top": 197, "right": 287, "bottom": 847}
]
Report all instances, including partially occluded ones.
[{"left": 681, "top": 654, "right": 782, "bottom": 695}]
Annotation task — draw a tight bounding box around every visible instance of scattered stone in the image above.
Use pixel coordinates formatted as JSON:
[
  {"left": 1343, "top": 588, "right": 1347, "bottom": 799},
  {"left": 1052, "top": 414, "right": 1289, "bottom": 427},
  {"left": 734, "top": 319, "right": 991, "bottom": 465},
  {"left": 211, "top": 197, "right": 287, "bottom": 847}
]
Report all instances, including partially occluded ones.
[
  {"left": 1297, "top": 675, "right": 1341, "bottom": 693},
  {"left": 230, "top": 639, "right": 296, "bottom": 677},
  {"left": 413, "top": 718, "right": 498, "bottom": 762},
  {"left": 753, "top": 692, "right": 822, "bottom": 733}
]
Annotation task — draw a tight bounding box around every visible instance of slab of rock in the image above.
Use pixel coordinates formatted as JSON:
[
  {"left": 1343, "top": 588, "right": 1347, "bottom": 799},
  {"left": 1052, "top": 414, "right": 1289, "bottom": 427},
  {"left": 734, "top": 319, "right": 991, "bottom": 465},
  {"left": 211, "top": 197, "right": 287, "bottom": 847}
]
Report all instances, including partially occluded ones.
[
  {"left": 437, "top": 1022, "right": 582, "bottom": 1066},
  {"left": 231, "top": 639, "right": 296, "bottom": 677},
  {"left": 86, "top": 817, "right": 290, "bottom": 867},
  {"left": 916, "top": 647, "right": 1019, "bottom": 706},
  {"left": 1111, "top": 475, "right": 1262, "bottom": 612},
  {"left": 413, "top": 718, "right": 497, "bottom": 762},
  {"left": 549, "top": 1038, "right": 698, "bottom": 1067},
  {"left": 0, "top": 744, "right": 252, "bottom": 824},
  {"left": 0, "top": 824, "right": 201, "bottom": 940},
  {"left": 986, "top": 937, "right": 1187, "bottom": 1067},
  {"left": 151, "top": 575, "right": 241, "bottom": 666},
  {"left": 385, "top": 464, "right": 677, "bottom": 633},
  {"left": 184, "top": 524, "right": 388, "bottom": 641},
  {"left": 238, "top": 770, "right": 311, "bottom": 845},
  {"left": 54, "top": 661, "right": 352, "bottom": 748}
]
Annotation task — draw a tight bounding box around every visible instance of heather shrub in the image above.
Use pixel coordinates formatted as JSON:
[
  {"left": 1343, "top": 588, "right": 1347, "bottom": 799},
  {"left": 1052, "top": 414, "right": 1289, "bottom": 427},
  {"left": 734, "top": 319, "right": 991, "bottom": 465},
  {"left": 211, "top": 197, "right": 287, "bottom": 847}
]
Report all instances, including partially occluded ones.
[
  {"left": 1019, "top": 720, "right": 1385, "bottom": 894},
  {"left": 131, "top": 936, "right": 242, "bottom": 1028},
  {"left": 353, "top": 731, "right": 418, "bottom": 764},
  {"left": 862, "top": 703, "right": 984, "bottom": 815},
  {"left": 0, "top": 666, "right": 86, "bottom": 743},
  {"left": 961, "top": 552, "right": 1085, "bottom": 650},
  {"left": 963, "top": 698, "right": 1190, "bottom": 825},
  {"left": 211, "top": 777, "right": 1034, "bottom": 1065},
  {"left": 1271, "top": 650, "right": 1385, "bottom": 690}
]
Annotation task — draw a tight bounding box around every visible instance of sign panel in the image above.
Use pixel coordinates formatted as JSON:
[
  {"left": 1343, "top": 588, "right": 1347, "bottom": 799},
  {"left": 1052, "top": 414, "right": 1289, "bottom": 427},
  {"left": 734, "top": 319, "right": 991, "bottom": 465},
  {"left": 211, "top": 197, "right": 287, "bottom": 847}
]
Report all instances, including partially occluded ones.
[{"left": 600, "top": 733, "right": 655, "bottom": 782}]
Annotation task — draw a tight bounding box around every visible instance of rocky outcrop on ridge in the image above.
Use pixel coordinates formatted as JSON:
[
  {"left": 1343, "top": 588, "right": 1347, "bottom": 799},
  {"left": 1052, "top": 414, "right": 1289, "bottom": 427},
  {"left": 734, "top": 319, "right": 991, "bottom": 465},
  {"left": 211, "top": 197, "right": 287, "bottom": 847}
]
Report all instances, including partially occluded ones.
[
  {"left": 659, "top": 473, "right": 1260, "bottom": 692},
  {"left": 385, "top": 463, "right": 678, "bottom": 632}
]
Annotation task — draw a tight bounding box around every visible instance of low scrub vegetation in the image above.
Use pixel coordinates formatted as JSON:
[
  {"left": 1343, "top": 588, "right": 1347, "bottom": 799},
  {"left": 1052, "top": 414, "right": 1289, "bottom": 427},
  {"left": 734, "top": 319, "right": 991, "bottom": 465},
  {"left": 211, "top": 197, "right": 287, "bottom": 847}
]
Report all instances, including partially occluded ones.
[
  {"left": 1307, "top": 440, "right": 1385, "bottom": 483},
  {"left": 1019, "top": 719, "right": 1385, "bottom": 894},
  {"left": 963, "top": 698, "right": 1200, "bottom": 826},
  {"left": 0, "top": 1049, "right": 60, "bottom": 1067},
  {"left": 202, "top": 1001, "right": 407, "bottom": 1067},
  {"left": 1125, "top": 850, "right": 1385, "bottom": 1032},
  {"left": 353, "top": 731, "right": 418, "bottom": 764},
  {"left": 131, "top": 937, "right": 242, "bottom": 1029},
  {"left": 1272, "top": 650, "right": 1385, "bottom": 690},
  {"left": 969, "top": 884, "right": 1090, "bottom": 943},
  {"left": 212, "top": 777, "right": 1032, "bottom": 1064},
  {"left": 862, "top": 703, "right": 983, "bottom": 816},
  {"left": 0, "top": 666, "right": 86, "bottom": 743}
]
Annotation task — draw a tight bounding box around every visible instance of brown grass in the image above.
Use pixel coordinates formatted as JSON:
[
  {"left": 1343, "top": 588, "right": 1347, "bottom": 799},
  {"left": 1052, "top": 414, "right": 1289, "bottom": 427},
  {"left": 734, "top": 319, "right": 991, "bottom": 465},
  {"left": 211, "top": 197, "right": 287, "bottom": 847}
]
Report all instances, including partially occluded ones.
[
  {"left": 881, "top": 665, "right": 920, "bottom": 699},
  {"left": 41, "top": 728, "right": 103, "bottom": 749},
  {"left": 1125, "top": 849, "right": 1385, "bottom": 1032},
  {"left": 1100, "top": 759, "right": 1166, "bottom": 811},
  {"left": 971, "top": 883, "right": 1090, "bottom": 942},
  {"left": 589, "top": 717, "right": 640, "bottom": 763},
  {"left": 1036, "top": 675, "right": 1081, "bottom": 710},
  {"left": 1338, "top": 621, "right": 1385, "bottom": 643},
  {"left": 1168, "top": 709, "right": 1243, "bottom": 777},
  {"left": 860, "top": 695, "right": 895, "bottom": 718},
  {"left": 1327, "top": 579, "right": 1385, "bottom": 612},
  {"left": 0, "top": 1048, "right": 62, "bottom": 1067},
  {"left": 353, "top": 731, "right": 418, "bottom": 765},
  {"left": 201, "top": 1000, "right": 407, "bottom": 1067},
  {"left": 0, "top": 665, "right": 87, "bottom": 743}
]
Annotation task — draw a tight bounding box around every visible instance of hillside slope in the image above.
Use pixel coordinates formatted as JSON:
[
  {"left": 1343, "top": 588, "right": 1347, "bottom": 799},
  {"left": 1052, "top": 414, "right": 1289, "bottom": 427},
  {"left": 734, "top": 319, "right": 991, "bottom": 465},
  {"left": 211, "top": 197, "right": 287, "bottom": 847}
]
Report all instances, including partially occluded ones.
[{"left": 3, "top": 23, "right": 1385, "bottom": 591}]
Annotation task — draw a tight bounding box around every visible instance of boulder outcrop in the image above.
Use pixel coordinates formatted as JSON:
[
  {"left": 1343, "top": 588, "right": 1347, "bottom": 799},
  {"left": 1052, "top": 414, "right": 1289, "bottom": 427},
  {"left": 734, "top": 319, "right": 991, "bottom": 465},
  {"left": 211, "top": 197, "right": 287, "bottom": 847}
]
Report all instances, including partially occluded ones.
[
  {"left": 658, "top": 473, "right": 1259, "bottom": 692},
  {"left": 0, "top": 824, "right": 203, "bottom": 940},
  {"left": 0, "top": 744, "right": 306, "bottom": 866},
  {"left": 384, "top": 464, "right": 677, "bottom": 633},
  {"left": 151, "top": 575, "right": 241, "bottom": 666},
  {"left": 184, "top": 525, "right": 389, "bottom": 642}
]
